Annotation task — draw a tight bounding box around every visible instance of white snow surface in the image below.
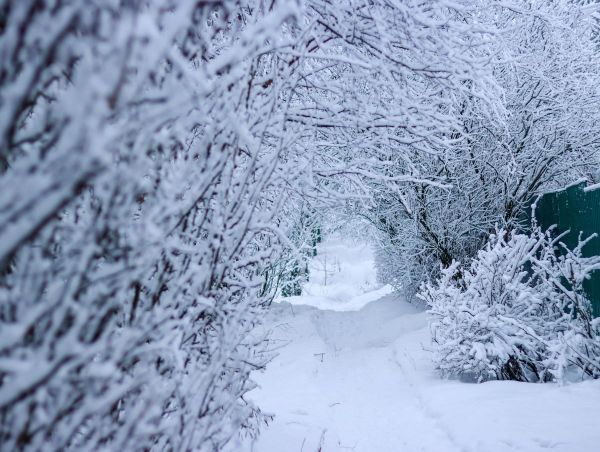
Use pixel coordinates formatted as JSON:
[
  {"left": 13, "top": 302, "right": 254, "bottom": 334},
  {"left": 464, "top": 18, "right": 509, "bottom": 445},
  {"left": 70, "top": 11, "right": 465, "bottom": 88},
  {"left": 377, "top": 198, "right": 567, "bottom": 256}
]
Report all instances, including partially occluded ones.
[{"left": 242, "top": 238, "right": 600, "bottom": 452}]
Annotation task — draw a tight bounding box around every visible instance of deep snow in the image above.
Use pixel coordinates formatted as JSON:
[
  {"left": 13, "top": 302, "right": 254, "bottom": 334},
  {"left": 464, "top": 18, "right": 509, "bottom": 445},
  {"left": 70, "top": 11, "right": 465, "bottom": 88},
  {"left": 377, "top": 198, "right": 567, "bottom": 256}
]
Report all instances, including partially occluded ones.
[{"left": 242, "top": 238, "right": 600, "bottom": 452}]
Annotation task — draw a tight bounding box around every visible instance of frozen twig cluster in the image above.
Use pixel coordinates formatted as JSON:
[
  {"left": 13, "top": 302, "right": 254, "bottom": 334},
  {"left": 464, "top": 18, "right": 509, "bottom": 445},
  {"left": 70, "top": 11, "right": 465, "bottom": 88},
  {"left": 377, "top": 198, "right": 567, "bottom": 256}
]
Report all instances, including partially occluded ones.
[{"left": 0, "top": 1, "right": 304, "bottom": 450}]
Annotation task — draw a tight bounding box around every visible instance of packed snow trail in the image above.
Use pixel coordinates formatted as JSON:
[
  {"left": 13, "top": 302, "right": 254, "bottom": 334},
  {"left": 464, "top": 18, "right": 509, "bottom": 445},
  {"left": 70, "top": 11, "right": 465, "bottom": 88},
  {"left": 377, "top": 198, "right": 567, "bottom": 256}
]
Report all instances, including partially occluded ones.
[{"left": 242, "top": 238, "right": 600, "bottom": 452}]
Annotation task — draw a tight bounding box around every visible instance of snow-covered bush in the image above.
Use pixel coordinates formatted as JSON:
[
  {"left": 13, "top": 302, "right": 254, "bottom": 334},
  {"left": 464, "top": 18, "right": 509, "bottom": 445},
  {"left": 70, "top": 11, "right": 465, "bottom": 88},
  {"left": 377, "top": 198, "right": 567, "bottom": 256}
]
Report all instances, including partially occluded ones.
[
  {"left": 421, "top": 229, "right": 600, "bottom": 383},
  {"left": 0, "top": 1, "right": 298, "bottom": 450}
]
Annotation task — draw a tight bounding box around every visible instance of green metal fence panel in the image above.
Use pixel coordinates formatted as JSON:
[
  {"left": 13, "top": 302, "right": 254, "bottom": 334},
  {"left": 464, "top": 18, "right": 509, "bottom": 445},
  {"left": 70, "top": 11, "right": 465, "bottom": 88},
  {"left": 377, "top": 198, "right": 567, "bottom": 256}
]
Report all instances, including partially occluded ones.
[{"left": 533, "top": 181, "right": 600, "bottom": 317}]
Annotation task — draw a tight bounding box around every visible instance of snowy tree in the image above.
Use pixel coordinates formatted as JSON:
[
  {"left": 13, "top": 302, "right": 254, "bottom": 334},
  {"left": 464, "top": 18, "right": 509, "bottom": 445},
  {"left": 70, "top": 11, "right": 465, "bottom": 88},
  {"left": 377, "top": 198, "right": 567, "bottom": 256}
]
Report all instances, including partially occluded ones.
[
  {"left": 368, "top": 0, "right": 600, "bottom": 298},
  {"left": 258, "top": 0, "right": 502, "bottom": 299}
]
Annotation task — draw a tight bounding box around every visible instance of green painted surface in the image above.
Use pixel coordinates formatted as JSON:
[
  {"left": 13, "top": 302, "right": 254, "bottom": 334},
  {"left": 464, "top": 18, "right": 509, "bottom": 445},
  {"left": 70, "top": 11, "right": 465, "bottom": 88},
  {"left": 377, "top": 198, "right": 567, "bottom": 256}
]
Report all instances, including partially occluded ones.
[{"left": 532, "top": 181, "right": 600, "bottom": 316}]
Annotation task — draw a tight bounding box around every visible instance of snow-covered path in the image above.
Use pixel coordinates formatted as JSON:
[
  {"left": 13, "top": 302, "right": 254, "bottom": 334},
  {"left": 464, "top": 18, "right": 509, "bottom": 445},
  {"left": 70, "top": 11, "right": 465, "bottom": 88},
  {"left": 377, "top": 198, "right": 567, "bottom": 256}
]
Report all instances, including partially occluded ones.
[{"left": 245, "top": 239, "right": 600, "bottom": 452}]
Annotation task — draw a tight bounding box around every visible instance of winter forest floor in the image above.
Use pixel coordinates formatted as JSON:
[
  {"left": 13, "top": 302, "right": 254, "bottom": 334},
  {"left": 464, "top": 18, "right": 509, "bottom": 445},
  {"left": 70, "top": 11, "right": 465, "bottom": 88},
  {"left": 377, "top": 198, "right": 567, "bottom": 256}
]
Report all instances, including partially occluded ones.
[{"left": 242, "top": 237, "right": 600, "bottom": 452}]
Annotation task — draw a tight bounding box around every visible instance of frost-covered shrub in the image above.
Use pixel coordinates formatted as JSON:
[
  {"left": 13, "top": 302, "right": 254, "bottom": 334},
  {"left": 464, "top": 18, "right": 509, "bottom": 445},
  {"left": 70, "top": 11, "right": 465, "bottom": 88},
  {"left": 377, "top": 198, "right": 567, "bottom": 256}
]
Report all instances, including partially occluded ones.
[
  {"left": 0, "top": 1, "right": 296, "bottom": 450},
  {"left": 420, "top": 229, "right": 600, "bottom": 383}
]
